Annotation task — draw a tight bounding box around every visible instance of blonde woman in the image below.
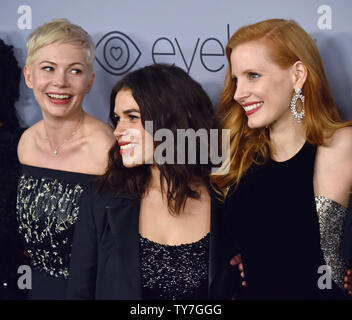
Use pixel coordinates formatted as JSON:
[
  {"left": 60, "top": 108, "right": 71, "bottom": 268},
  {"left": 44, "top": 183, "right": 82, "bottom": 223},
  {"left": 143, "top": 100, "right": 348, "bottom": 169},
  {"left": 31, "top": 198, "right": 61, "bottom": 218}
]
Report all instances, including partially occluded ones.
[
  {"left": 212, "top": 19, "right": 352, "bottom": 299},
  {"left": 17, "top": 19, "right": 114, "bottom": 299}
]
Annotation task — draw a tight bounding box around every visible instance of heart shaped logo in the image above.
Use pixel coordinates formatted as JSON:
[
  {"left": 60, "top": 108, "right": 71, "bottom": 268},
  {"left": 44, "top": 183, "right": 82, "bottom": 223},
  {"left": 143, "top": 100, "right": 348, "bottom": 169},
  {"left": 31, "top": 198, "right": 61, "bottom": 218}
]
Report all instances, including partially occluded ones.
[
  {"left": 110, "top": 47, "right": 123, "bottom": 61},
  {"left": 96, "top": 31, "right": 142, "bottom": 75}
]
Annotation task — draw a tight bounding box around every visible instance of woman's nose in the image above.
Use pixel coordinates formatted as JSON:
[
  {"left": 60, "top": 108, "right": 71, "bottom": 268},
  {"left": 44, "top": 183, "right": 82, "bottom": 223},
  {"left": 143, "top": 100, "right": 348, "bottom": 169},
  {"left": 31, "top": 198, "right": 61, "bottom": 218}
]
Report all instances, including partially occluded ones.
[
  {"left": 52, "top": 70, "right": 68, "bottom": 87},
  {"left": 113, "top": 120, "right": 126, "bottom": 138},
  {"left": 233, "top": 81, "right": 250, "bottom": 104}
]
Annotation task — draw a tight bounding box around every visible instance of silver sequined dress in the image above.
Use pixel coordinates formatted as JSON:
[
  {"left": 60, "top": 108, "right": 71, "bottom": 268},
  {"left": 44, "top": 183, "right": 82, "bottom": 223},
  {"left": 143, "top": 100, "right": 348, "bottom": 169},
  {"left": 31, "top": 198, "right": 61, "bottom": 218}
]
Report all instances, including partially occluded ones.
[
  {"left": 315, "top": 196, "right": 350, "bottom": 290},
  {"left": 16, "top": 164, "right": 97, "bottom": 299}
]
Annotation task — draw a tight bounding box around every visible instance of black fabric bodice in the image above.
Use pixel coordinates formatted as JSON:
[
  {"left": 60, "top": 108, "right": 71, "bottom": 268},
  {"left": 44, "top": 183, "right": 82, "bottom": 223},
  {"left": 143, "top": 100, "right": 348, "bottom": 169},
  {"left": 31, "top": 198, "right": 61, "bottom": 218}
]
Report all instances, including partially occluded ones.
[
  {"left": 16, "top": 164, "right": 96, "bottom": 281},
  {"left": 226, "top": 142, "right": 329, "bottom": 299},
  {"left": 0, "top": 126, "right": 27, "bottom": 299},
  {"left": 139, "top": 233, "right": 210, "bottom": 300}
]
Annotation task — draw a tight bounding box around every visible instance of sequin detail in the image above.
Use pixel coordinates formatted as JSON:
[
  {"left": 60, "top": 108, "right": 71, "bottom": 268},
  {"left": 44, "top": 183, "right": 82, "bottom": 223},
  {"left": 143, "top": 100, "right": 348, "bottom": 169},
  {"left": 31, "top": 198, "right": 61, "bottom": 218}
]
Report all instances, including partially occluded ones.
[
  {"left": 139, "top": 234, "right": 209, "bottom": 300},
  {"left": 315, "top": 195, "right": 349, "bottom": 289},
  {"left": 16, "top": 174, "right": 83, "bottom": 279}
]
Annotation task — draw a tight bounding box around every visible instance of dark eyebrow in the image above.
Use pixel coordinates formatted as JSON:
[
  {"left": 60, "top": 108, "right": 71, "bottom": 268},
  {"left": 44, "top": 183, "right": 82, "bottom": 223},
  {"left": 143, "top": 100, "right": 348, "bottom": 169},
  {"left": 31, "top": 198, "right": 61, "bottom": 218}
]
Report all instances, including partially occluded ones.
[
  {"left": 114, "top": 108, "right": 140, "bottom": 117},
  {"left": 123, "top": 108, "right": 140, "bottom": 114}
]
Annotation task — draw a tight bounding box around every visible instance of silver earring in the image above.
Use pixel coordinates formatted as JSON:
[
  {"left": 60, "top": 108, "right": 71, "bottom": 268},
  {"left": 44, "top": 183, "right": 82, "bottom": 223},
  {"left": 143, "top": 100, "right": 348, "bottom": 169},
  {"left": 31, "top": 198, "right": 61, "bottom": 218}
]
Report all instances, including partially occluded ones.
[{"left": 290, "top": 88, "right": 305, "bottom": 123}]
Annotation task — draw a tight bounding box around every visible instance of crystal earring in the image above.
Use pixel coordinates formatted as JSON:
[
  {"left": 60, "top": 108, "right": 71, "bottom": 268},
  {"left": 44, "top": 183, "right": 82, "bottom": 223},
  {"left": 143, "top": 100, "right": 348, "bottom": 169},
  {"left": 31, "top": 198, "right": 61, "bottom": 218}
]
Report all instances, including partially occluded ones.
[{"left": 290, "top": 88, "right": 305, "bottom": 123}]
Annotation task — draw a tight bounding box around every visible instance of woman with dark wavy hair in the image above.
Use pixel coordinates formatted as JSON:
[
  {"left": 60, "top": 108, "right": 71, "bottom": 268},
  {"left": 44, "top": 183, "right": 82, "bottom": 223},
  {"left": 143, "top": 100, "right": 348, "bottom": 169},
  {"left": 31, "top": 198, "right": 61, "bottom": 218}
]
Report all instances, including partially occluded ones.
[
  {"left": 0, "top": 38, "right": 27, "bottom": 300},
  {"left": 67, "top": 63, "right": 240, "bottom": 300}
]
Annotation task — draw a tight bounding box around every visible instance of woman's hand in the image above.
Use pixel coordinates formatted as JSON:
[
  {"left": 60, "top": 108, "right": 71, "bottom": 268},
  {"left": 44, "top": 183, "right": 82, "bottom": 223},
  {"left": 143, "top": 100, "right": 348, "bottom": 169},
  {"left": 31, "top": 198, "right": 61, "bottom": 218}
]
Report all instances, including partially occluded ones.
[
  {"left": 230, "top": 254, "right": 246, "bottom": 287},
  {"left": 344, "top": 269, "right": 352, "bottom": 296}
]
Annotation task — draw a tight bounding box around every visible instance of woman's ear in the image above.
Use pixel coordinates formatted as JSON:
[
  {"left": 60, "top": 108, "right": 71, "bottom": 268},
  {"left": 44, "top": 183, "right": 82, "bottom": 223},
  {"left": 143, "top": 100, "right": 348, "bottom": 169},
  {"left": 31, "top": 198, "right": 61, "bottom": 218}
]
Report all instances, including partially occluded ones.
[
  {"left": 86, "top": 72, "right": 95, "bottom": 93},
  {"left": 23, "top": 65, "right": 33, "bottom": 89},
  {"left": 291, "top": 61, "right": 308, "bottom": 89}
]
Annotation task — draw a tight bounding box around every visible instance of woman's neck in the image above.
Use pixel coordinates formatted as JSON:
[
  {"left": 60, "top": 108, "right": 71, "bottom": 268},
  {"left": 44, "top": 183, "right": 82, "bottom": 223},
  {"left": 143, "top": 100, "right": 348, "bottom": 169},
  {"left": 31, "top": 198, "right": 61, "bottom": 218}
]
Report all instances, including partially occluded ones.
[
  {"left": 148, "top": 166, "right": 162, "bottom": 190},
  {"left": 42, "top": 110, "right": 84, "bottom": 147},
  {"left": 147, "top": 166, "right": 208, "bottom": 196},
  {"left": 269, "top": 116, "right": 306, "bottom": 162}
]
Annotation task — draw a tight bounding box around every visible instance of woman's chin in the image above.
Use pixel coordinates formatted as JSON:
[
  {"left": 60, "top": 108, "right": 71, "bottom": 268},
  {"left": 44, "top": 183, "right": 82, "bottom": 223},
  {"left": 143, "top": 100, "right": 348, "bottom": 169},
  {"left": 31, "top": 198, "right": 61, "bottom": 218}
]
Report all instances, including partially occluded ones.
[
  {"left": 247, "top": 118, "right": 268, "bottom": 129},
  {"left": 122, "top": 157, "right": 141, "bottom": 168},
  {"left": 122, "top": 161, "right": 138, "bottom": 168}
]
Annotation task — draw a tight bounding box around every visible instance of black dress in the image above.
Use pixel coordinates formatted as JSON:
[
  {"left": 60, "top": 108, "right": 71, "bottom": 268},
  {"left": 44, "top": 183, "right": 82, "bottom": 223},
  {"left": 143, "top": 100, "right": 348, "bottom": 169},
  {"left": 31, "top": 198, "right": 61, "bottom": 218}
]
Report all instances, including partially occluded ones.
[
  {"left": 140, "top": 233, "right": 210, "bottom": 300},
  {"left": 16, "top": 164, "right": 97, "bottom": 299},
  {"left": 67, "top": 183, "right": 240, "bottom": 300},
  {"left": 0, "top": 125, "right": 27, "bottom": 300},
  {"left": 225, "top": 142, "right": 347, "bottom": 299}
]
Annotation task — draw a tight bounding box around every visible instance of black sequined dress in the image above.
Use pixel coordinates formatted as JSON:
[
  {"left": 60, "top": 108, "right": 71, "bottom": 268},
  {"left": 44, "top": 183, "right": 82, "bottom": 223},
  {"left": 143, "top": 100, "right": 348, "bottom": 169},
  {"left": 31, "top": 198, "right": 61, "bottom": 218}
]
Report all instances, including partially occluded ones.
[
  {"left": 16, "top": 164, "right": 96, "bottom": 299},
  {"left": 139, "top": 233, "right": 209, "bottom": 300}
]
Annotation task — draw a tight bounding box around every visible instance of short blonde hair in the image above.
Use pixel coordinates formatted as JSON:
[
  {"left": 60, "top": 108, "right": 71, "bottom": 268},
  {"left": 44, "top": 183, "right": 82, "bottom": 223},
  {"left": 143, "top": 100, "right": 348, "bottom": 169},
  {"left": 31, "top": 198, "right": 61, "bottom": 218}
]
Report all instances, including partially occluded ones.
[{"left": 26, "top": 18, "right": 95, "bottom": 71}]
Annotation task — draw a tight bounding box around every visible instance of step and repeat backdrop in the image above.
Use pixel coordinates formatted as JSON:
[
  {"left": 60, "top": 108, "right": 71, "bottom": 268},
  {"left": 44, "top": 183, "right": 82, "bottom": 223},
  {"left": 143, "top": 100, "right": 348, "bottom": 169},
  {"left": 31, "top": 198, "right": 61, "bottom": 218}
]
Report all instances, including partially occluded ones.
[{"left": 0, "top": 0, "right": 351, "bottom": 127}]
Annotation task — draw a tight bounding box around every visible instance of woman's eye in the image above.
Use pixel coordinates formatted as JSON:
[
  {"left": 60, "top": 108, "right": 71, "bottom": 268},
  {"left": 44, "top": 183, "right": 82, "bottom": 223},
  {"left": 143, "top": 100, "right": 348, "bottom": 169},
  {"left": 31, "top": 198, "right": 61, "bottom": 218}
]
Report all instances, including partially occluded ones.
[
  {"left": 127, "top": 114, "right": 140, "bottom": 121},
  {"left": 42, "top": 66, "right": 53, "bottom": 72},
  {"left": 70, "top": 69, "right": 82, "bottom": 74},
  {"left": 248, "top": 72, "right": 260, "bottom": 79},
  {"left": 231, "top": 77, "right": 238, "bottom": 85},
  {"left": 113, "top": 113, "right": 139, "bottom": 124}
]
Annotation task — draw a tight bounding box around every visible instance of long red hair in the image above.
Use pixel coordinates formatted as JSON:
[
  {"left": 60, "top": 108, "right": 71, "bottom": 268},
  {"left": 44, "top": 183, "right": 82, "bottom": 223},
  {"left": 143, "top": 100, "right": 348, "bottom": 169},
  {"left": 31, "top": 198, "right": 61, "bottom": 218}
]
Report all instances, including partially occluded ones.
[{"left": 211, "top": 19, "right": 352, "bottom": 199}]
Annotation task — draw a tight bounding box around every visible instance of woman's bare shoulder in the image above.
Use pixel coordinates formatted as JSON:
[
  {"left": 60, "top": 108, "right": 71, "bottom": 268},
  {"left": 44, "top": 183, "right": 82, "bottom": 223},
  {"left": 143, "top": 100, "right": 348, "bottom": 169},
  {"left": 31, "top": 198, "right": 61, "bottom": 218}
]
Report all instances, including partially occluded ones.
[
  {"left": 85, "top": 114, "right": 113, "bottom": 133},
  {"left": 324, "top": 126, "right": 352, "bottom": 155},
  {"left": 17, "top": 121, "right": 43, "bottom": 162},
  {"left": 317, "top": 126, "right": 352, "bottom": 184},
  {"left": 83, "top": 115, "right": 115, "bottom": 150},
  {"left": 314, "top": 127, "right": 352, "bottom": 206},
  {"left": 18, "top": 121, "right": 42, "bottom": 142}
]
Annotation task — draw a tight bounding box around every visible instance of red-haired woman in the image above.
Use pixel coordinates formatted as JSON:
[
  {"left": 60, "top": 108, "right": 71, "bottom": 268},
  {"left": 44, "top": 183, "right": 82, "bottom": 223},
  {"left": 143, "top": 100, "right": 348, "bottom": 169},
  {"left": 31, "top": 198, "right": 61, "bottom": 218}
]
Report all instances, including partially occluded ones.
[{"left": 212, "top": 19, "right": 352, "bottom": 299}]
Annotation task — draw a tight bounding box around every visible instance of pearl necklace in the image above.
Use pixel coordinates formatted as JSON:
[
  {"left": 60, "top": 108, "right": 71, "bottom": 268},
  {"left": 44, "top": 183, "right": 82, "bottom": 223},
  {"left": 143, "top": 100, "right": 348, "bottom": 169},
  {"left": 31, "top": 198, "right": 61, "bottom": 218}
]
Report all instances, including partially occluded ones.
[{"left": 45, "top": 114, "right": 84, "bottom": 156}]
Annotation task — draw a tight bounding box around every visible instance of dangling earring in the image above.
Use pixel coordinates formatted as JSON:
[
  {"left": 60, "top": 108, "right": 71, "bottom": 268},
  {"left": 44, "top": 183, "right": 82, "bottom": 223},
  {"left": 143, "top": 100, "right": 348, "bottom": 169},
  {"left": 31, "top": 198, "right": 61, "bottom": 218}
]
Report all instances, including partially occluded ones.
[{"left": 290, "top": 88, "right": 305, "bottom": 123}]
